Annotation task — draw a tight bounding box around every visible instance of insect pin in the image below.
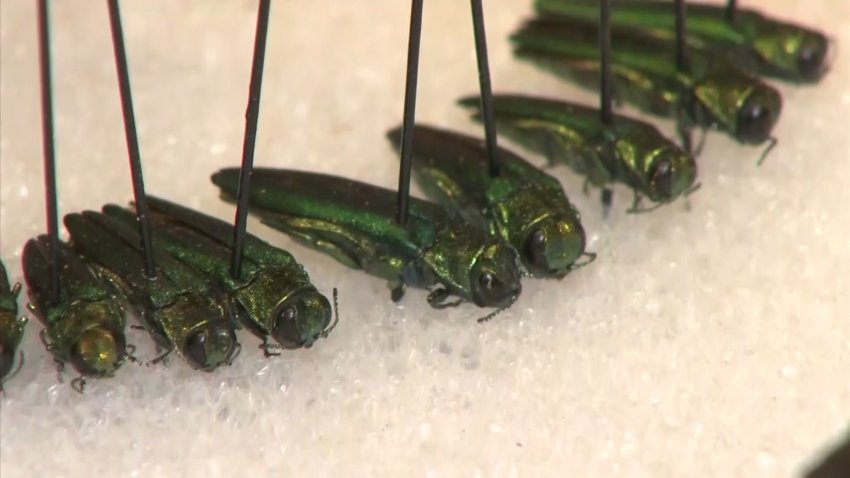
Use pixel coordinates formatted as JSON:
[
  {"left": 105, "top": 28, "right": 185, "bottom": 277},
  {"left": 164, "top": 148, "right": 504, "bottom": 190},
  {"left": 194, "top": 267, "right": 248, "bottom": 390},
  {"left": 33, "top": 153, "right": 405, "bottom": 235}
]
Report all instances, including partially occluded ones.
[
  {"left": 459, "top": 94, "right": 697, "bottom": 213},
  {"left": 511, "top": 16, "right": 783, "bottom": 158},
  {"left": 212, "top": 168, "right": 522, "bottom": 319},
  {"left": 388, "top": 124, "right": 594, "bottom": 278},
  {"left": 0, "top": 261, "right": 27, "bottom": 387},
  {"left": 22, "top": 238, "right": 130, "bottom": 390},
  {"left": 102, "top": 198, "right": 337, "bottom": 355},
  {"left": 64, "top": 211, "right": 239, "bottom": 372},
  {"left": 534, "top": 0, "right": 832, "bottom": 83}
]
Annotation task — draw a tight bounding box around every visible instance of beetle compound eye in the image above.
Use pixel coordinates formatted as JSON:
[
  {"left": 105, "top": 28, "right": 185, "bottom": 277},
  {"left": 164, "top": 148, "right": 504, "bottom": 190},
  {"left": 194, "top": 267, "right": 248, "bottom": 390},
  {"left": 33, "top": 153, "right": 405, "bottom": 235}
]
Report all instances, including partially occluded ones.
[
  {"left": 524, "top": 229, "right": 549, "bottom": 273},
  {"left": 650, "top": 159, "right": 674, "bottom": 199},
  {"left": 475, "top": 269, "right": 515, "bottom": 307},
  {"left": 798, "top": 42, "right": 826, "bottom": 79},
  {"left": 479, "top": 272, "right": 495, "bottom": 290},
  {"left": 184, "top": 330, "right": 208, "bottom": 370},
  {"left": 273, "top": 306, "right": 303, "bottom": 349},
  {"left": 737, "top": 97, "right": 774, "bottom": 144}
]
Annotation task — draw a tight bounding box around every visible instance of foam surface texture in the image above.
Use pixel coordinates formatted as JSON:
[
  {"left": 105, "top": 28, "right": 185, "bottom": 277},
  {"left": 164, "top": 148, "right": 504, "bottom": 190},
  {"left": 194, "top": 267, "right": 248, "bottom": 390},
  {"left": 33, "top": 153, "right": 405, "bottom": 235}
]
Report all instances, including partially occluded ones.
[{"left": 1, "top": 1, "right": 848, "bottom": 476}]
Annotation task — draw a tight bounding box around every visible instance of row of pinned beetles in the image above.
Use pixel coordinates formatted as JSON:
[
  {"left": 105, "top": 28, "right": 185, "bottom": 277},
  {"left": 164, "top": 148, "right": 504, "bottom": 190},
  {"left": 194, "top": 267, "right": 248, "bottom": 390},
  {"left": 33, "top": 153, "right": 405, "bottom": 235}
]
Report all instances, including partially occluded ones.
[{"left": 0, "top": 0, "right": 831, "bottom": 391}]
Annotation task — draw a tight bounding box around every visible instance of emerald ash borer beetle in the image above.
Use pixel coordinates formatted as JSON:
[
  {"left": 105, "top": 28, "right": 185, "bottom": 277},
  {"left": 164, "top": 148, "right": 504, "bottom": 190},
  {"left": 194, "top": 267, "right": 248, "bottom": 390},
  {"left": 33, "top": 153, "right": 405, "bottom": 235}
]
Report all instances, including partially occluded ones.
[
  {"left": 387, "top": 124, "right": 594, "bottom": 278},
  {"left": 512, "top": 16, "right": 783, "bottom": 153},
  {"left": 22, "top": 237, "right": 130, "bottom": 386},
  {"left": 459, "top": 94, "right": 697, "bottom": 212},
  {"left": 1, "top": 261, "right": 27, "bottom": 384},
  {"left": 212, "top": 168, "right": 522, "bottom": 318},
  {"left": 535, "top": 0, "right": 832, "bottom": 83},
  {"left": 64, "top": 210, "right": 239, "bottom": 371},
  {"left": 101, "top": 198, "right": 336, "bottom": 353}
]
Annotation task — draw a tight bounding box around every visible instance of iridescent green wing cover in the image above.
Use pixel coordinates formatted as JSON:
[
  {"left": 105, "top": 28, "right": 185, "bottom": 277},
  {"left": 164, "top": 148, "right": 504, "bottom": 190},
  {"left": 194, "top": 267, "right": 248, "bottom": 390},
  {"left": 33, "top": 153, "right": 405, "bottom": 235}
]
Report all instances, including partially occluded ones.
[
  {"left": 212, "top": 168, "right": 522, "bottom": 308},
  {"left": 144, "top": 196, "right": 303, "bottom": 270},
  {"left": 213, "top": 168, "right": 441, "bottom": 283},
  {"left": 512, "top": 16, "right": 782, "bottom": 145},
  {"left": 103, "top": 201, "right": 332, "bottom": 349},
  {"left": 22, "top": 237, "right": 127, "bottom": 377},
  {"left": 64, "top": 211, "right": 237, "bottom": 371},
  {"left": 458, "top": 94, "right": 696, "bottom": 205},
  {"left": 387, "top": 124, "right": 587, "bottom": 278},
  {"left": 0, "top": 261, "right": 25, "bottom": 381},
  {"left": 534, "top": 0, "right": 830, "bottom": 83}
]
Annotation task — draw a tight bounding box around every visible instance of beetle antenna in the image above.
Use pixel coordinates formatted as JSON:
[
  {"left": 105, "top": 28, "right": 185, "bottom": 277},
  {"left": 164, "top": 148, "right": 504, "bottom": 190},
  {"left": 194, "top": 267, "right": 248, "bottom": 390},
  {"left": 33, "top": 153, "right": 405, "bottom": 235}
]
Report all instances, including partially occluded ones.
[
  {"left": 107, "top": 0, "right": 156, "bottom": 278},
  {"left": 469, "top": 0, "right": 500, "bottom": 177},
  {"left": 476, "top": 300, "right": 514, "bottom": 324},
  {"left": 319, "top": 287, "right": 340, "bottom": 339},
  {"left": 396, "top": 0, "right": 424, "bottom": 226},
  {"left": 37, "top": 0, "right": 61, "bottom": 305},
  {"left": 231, "top": 0, "right": 271, "bottom": 280},
  {"left": 756, "top": 137, "right": 777, "bottom": 167}
]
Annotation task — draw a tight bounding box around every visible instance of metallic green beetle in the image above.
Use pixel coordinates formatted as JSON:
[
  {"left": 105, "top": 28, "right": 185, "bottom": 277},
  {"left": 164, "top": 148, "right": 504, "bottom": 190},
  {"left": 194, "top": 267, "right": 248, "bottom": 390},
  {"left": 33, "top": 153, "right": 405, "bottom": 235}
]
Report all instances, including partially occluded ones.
[
  {"left": 387, "top": 124, "right": 592, "bottom": 278},
  {"left": 459, "top": 94, "right": 697, "bottom": 211},
  {"left": 22, "top": 237, "right": 129, "bottom": 384},
  {"left": 64, "top": 211, "right": 239, "bottom": 371},
  {"left": 0, "top": 261, "right": 26, "bottom": 384},
  {"left": 512, "top": 16, "right": 783, "bottom": 150},
  {"left": 101, "top": 199, "right": 335, "bottom": 352},
  {"left": 212, "top": 168, "right": 522, "bottom": 315},
  {"left": 535, "top": 0, "right": 831, "bottom": 83}
]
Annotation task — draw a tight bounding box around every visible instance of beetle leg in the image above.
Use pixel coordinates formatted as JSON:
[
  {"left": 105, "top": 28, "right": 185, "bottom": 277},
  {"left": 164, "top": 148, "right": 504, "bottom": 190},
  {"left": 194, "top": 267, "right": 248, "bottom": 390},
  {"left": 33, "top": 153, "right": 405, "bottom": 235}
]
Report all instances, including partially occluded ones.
[
  {"left": 600, "top": 188, "right": 614, "bottom": 217},
  {"left": 121, "top": 344, "right": 140, "bottom": 365},
  {"left": 756, "top": 137, "right": 777, "bottom": 166},
  {"left": 260, "top": 337, "right": 281, "bottom": 358},
  {"left": 627, "top": 192, "right": 665, "bottom": 214},
  {"left": 390, "top": 280, "right": 406, "bottom": 302},
  {"left": 39, "top": 328, "right": 56, "bottom": 352},
  {"left": 70, "top": 376, "right": 86, "bottom": 394},
  {"left": 148, "top": 347, "right": 173, "bottom": 367},
  {"left": 226, "top": 342, "right": 242, "bottom": 366},
  {"left": 427, "top": 288, "right": 462, "bottom": 309},
  {"left": 569, "top": 251, "right": 598, "bottom": 271}
]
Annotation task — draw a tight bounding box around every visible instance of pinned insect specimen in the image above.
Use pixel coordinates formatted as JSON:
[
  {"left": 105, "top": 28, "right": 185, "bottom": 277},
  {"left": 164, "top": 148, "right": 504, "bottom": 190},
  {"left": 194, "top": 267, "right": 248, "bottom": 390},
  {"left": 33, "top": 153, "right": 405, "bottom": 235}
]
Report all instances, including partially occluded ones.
[
  {"left": 0, "top": 261, "right": 26, "bottom": 384},
  {"left": 22, "top": 237, "right": 130, "bottom": 386},
  {"left": 64, "top": 211, "right": 239, "bottom": 371},
  {"left": 212, "top": 168, "right": 522, "bottom": 317},
  {"left": 535, "top": 0, "right": 831, "bottom": 83},
  {"left": 20, "top": 0, "right": 131, "bottom": 390},
  {"left": 459, "top": 94, "right": 697, "bottom": 212},
  {"left": 102, "top": 198, "right": 336, "bottom": 353},
  {"left": 511, "top": 16, "right": 782, "bottom": 155},
  {"left": 387, "top": 124, "right": 593, "bottom": 278}
]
